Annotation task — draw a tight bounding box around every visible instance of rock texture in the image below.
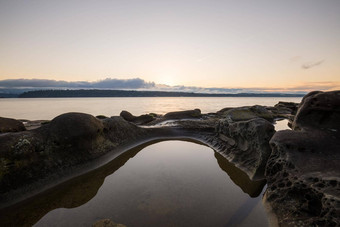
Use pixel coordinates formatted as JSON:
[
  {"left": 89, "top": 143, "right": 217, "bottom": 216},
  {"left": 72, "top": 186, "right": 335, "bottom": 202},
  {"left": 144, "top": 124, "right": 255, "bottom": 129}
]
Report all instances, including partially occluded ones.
[
  {"left": 92, "top": 219, "right": 126, "bottom": 227},
  {"left": 0, "top": 113, "right": 148, "bottom": 204},
  {"left": 0, "top": 117, "right": 26, "bottom": 133},
  {"left": 292, "top": 90, "right": 340, "bottom": 130},
  {"left": 221, "top": 105, "right": 274, "bottom": 122},
  {"left": 265, "top": 91, "right": 340, "bottom": 226},
  {"left": 120, "top": 110, "right": 155, "bottom": 124},
  {"left": 163, "top": 108, "right": 201, "bottom": 120},
  {"left": 214, "top": 117, "right": 275, "bottom": 180}
]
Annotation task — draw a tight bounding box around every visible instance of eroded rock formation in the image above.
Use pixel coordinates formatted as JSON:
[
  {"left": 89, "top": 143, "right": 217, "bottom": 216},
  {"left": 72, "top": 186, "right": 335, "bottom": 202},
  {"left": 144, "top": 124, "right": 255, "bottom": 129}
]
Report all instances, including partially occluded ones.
[
  {"left": 0, "top": 113, "right": 149, "bottom": 205},
  {"left": 0, "top": 90, "right": 339, "bottom": 226},
  {"left": 265, "top": 90, "right": 340, "bottom": 226}
]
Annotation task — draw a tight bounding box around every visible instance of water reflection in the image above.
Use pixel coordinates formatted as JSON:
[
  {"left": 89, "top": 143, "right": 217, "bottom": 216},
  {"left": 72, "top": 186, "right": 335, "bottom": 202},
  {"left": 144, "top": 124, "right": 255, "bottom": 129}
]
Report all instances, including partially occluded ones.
[
  {"left": 274, "top": 119, "right": 291, "bottom": 131},
  {"left": 0, "top": 140, "right": 267, "bottom": 227},
  {"left": 215, "top": 152, "right": 266, "bottom": 197}
]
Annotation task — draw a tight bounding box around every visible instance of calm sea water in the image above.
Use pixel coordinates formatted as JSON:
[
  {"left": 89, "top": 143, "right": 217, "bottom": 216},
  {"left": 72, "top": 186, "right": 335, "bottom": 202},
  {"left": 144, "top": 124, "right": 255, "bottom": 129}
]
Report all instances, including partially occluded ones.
[
  {"left": 0, "top": 140, "right": 267, "bottom": 227},
  {"left": 0, "top": 97, "right": 302, "bottom": 120}
]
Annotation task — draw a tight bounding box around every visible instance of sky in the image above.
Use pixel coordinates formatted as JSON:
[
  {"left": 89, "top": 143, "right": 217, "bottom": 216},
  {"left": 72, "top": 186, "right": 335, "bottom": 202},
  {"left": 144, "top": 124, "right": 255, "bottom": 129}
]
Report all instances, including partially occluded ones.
[{"left": 0, "top": 0, "right": 339, "bottom": 93}]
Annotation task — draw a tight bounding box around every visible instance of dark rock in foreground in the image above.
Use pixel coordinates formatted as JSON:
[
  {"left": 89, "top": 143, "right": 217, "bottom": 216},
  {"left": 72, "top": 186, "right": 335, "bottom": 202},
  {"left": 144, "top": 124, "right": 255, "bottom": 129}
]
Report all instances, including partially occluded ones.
[
  {"left": 265, "top": 90, "right": 340, "bottom": 226},
  {"left": 0, "top": 113, "right": 148, "bottom": 203},
  {"left": 0, "top": 117, "right": 26, "bottom": 133}
]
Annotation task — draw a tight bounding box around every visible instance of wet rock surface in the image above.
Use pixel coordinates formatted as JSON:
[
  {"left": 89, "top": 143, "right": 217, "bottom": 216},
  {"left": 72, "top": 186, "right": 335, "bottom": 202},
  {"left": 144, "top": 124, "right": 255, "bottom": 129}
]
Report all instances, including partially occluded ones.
[{"left": 265, "top": 91, "right": 340, "bottom": 226}]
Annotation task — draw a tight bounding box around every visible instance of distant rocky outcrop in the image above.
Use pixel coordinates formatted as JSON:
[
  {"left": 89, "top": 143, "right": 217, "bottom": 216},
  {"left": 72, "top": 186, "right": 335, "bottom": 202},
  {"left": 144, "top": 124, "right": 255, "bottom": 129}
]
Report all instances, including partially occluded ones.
[
  {"left": 265, "top": 90, "right": 340, "bottom": 226},
  {"left": 0, "top": 117, "right": 26, "bottom": 133}
]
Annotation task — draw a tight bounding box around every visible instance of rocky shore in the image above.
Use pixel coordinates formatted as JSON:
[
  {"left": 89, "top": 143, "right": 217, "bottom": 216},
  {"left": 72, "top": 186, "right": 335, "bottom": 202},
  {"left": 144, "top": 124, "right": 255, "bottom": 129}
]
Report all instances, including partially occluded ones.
[{"left": 0, "top": 90, "right": 338, "bottom": 226}]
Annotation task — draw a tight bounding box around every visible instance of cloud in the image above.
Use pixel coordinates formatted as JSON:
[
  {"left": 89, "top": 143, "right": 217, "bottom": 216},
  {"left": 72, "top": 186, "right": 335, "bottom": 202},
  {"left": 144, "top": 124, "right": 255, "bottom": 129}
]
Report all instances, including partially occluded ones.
[
  {"left": 0, "top": 78, "right": 155, "bottom": 89},
  {"left": 0, "top": 78, "right": 339, "bottom": 94},
  {"left": 302, "top": 60, "right": 324, "bottom": 69}
]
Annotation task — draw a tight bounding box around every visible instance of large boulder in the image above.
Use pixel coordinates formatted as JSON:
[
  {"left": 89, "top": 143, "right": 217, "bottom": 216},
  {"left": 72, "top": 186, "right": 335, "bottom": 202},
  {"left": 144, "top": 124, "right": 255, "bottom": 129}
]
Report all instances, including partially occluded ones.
[
  {"left": 163, "top": 109, "right": 201, "bottom": 120},
  {"left": 48, "top": 112, "right": 104, "bottom": 149},
  {"left": 274, "top": 101, "right": 299, "bottom": 115},
  {"left": 265, "top": 90, "right": 340, "bottom": 226},
  {"left": 0, "top": 117, "right": 26, "bottom": 133},
  {"left": 292, "top": 90, "right": 340, "bottom": 130},
  {"left": 222, "top": 106, "right": 274, "bottom": 122},
  {"left": 120, "top": 110, "right": 155, "bottom": 125}
]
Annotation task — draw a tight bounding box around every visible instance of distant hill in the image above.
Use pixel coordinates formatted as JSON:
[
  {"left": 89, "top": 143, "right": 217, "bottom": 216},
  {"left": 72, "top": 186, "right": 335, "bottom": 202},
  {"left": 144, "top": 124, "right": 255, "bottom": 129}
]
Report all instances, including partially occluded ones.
[
  {"left": 0, "top": 93, "right": 19, "bottom": 98},
  {"left": 18, "top": 89, "right": 305, "bottom": 98}
]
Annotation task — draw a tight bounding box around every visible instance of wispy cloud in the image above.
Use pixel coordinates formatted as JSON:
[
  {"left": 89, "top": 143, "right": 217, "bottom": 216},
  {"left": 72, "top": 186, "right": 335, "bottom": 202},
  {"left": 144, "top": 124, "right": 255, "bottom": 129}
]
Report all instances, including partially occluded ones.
[
  {"left": 302, "top": 60, "right": 324, "bottom": 69},
  {"left": 0, "top": 78, "right": 155, "bottom": 89}
]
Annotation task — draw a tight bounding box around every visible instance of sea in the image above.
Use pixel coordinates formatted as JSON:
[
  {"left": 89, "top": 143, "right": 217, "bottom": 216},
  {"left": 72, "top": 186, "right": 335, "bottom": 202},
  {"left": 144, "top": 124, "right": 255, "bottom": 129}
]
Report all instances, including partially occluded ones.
[{"left": 0, "top": 97, "right": 302, "bottom": 120}]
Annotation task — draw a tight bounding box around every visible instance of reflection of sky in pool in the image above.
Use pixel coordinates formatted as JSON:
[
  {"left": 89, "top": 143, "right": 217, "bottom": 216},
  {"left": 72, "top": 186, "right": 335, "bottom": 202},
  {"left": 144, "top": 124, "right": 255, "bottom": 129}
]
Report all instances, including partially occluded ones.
[
  {"left": 1, "top": 141, "right": 268, "bottom": 227},
  {"left": 274, "top": 119, "right": 291, "bottom": 131}
]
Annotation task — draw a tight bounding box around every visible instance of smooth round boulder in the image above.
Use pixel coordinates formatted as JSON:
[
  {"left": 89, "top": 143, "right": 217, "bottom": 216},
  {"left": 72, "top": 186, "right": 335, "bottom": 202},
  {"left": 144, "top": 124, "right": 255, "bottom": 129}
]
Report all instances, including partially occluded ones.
[
  {"left": 120, "top": 110, "right": 155, "bottom": 124},
  {"left": 48, "top": 112, "right": 103, "bottom": 145},
  {"left": 120, "top": 110, "right": 135, "bottom": 121},
  {"left": 0, "top": 117, "right": 26, "bottom": 133},
  {"left": 293, "top": 90, "right": 340, "bottom": 130}
]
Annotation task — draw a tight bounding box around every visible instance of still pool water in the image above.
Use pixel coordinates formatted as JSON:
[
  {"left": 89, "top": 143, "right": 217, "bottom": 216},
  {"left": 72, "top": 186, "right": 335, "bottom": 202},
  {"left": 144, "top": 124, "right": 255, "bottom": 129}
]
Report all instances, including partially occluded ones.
[{"left": 0, "top": 141, "right": 268, "bottom": 227}]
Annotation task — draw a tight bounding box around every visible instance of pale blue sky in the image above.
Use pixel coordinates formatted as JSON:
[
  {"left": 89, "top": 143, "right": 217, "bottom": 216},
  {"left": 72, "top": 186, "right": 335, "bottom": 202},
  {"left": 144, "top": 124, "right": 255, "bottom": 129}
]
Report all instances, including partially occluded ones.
[{"left": 0, "top": 0, "right": 339, "bottom": 91}]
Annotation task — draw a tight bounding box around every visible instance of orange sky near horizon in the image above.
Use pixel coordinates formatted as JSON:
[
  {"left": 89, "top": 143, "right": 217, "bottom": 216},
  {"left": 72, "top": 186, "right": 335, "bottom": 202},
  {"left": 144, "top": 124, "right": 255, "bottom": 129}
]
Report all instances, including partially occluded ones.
[{"left": 0, "top": 1, "right": 339, "bottom": 92}]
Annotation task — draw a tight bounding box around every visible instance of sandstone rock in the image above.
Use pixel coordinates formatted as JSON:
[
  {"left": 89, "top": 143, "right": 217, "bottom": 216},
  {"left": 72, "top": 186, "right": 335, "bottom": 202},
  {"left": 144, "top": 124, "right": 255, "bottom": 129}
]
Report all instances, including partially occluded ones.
[
  {"left": 293, "top": 90, "right": 340, "bottom": 130},
  {"left": 120, "top": 110, "right": 155, "bottom": 124},
  {"left": 92, "top": 219, "right": 126, "bottom": 227},
  {"left": 0, "top": 117, "right": 26, "bottom": 133},
  {"left": 274, "top": 101, "right": 299, "bottom": 115},
  {"left": 47, "top": 112, "right": 104, "bottom": 152},
  {"left": 163, "top": 109, "right": 201, "bottom": 120},
  {"left": 120, "top": 110, "right": 135, "bottom": 121},
  {"left": 266, "top": 129, "right": 340, "bottom": 226},
  {"left": 216, "top": 117, "right": 275, "bottom": 179},
  {"left": 265, "top": 90, "right": 340, "bottom": 226},
  {"left": 96, "top": 115, "right": 108, "bottom": 119},
  {"left": 0, "top": 113, "right": 148, "bottom": 204},
  {"left": 49, "top": 112, "right": 103, "bottom": 141},
  {"left": 223, "top": 106, "right": 274, "bottom": 122}
]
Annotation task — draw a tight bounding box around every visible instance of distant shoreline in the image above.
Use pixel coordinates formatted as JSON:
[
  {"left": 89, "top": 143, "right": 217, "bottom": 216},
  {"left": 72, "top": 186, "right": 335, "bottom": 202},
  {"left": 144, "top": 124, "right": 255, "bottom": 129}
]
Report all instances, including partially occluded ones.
[{"left": 1, "top": 89, "right": 305, "bottom": 98}]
